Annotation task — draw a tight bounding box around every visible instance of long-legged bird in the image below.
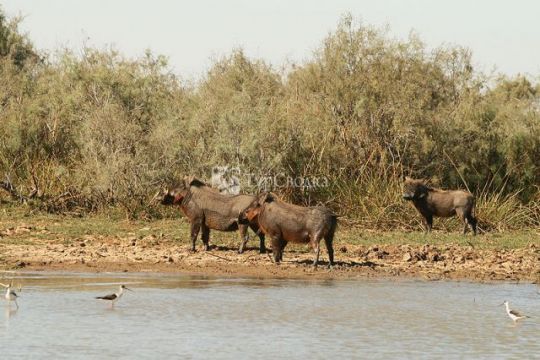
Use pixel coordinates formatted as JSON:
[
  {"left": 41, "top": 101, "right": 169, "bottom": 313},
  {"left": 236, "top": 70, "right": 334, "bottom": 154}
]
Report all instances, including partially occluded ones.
[{"left": 95, "top": 285, "right": 132, "bottom": 307}]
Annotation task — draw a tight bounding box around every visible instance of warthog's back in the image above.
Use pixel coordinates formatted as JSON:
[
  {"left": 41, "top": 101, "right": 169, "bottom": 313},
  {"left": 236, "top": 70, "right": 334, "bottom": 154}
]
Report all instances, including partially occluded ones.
[
  {"left": 190, "top": 185, "right": 255, "bottom": 217},
  {"left": 268, "top": 200, "right": 333, "bottom": 219},
  {"left": 427, "top": 189, "right": 475, "bottom": 217},
  {"left": 429, "top": 189, "right": 474, "bottom": 206}
]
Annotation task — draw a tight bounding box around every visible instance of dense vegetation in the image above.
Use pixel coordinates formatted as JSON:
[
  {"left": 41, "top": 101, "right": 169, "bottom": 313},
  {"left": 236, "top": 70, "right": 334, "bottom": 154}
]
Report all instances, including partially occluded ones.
[{"left": 1, "top": 12, "right": 539, "bottom": 230}]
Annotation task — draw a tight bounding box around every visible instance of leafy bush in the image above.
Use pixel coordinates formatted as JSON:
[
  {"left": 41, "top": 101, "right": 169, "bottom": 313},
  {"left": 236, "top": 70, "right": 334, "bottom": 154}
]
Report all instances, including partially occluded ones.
[{"left": 0, "top": 11, "right": 538, "bottom": 228}]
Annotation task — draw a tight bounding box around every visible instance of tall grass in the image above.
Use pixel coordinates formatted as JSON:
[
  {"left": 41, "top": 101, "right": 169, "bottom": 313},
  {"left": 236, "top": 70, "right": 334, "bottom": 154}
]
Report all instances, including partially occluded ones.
[
  {"left": 329, "top": 166, "right": 539, "bottom": 231},
  {"left": 476, "top": 190, "right": 539, "bottom": 231}
]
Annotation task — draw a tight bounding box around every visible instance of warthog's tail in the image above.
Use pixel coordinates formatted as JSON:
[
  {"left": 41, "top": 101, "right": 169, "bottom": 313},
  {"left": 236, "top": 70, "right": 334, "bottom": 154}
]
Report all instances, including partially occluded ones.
[
  {"left": 467, "top": 196, "right": 479, "bottom": 235},
  {"left": 469, "top": 197, "right": 479, "bottom": 223},
  {"left": 324, "top": 215, "right": 338, "bottom": 265},
  {"left": 326, "top": 215, "right": 338, "bottom": 242}
]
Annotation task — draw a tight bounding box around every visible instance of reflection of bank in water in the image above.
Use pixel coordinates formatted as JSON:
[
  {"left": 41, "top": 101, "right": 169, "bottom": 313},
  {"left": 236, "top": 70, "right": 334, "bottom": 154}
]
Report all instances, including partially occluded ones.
[{"left": 211, "top": 166, "right": 241, "bottom": 195}]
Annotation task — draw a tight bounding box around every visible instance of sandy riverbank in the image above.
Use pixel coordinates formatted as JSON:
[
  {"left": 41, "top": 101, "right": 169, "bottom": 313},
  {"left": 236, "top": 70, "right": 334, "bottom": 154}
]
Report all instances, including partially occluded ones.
[{"left": 1, "top": 224, "right": 538, "bottom": 282}]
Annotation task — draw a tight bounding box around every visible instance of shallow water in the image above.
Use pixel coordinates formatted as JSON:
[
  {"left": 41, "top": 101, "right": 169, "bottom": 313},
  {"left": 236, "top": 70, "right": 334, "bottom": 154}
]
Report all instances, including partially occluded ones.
[{"left": 1, "top": 272, "right": 539, "bottom": 359}]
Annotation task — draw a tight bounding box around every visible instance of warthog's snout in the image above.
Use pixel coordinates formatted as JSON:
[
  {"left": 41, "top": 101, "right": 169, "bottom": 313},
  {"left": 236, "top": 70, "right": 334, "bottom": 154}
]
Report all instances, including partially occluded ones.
[
  {"left": 161, "top": 193, "right": 175, "bottom": 205},
  {"left": 242, "top": 208, "right": 258, "bottom": 222}
]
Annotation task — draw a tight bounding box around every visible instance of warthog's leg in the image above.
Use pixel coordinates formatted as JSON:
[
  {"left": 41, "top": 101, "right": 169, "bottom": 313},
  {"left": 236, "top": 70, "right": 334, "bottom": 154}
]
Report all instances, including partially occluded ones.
[
  {"left": 238, "top": 224, "right": 249, "bottom": 254},
  {"left": 456, "top": 208, "right": 468, "bottom": 235},
  {"left": 324, "top": 235, "right": 334, "bottom": 268},
  {"left": 201, "top": 224, "right": 210, "bottom": 251},
  {"left": 190, "top": 221, "right": 201, "bottom": 251},
  {"left": 258, "top": 233, "right": 266, "bottom": 254},
  {"left": 457, "top": 209, "right": 478, "bottom": 236},
  {"left": 311, "top": 232, "right": 323, "bottom": 268},
  {"left": 314, "top": 246, "right": 320, "bottom": 268},
  {"left": 248, "top": 223, "right": 266, "bottom": 254},
  {"left": 278, "top": 241, "right": 287, "bottom": 262},
  {"left": 467, "top": 214, "right": 478, "bottom": 236},
  {"left": 270, "top": 236, "right": 284, "bottom": 264},
  {"left": 423, "top": 214, "right": 433, "bottom": 234}
]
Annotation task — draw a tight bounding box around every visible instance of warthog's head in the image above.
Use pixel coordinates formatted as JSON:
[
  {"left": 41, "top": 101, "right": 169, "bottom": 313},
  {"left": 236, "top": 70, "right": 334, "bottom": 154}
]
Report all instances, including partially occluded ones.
[
  {"left": 403, "top": 177, "right": 429, "bottom": 201},
  {"left": 160, "top": 187, "right": 186, "bottom": 206},
  {"left": 240, "top": 192, "right": 276, "bottom": 222},
  {"left": 161, "top": 176, "right": 207, "bottom": 206}
]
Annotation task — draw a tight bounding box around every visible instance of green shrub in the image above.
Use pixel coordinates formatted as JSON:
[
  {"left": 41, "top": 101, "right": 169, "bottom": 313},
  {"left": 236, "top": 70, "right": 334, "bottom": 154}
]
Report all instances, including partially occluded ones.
[{"left": 0, "top": 10, "right": 538, "bottom": 228}]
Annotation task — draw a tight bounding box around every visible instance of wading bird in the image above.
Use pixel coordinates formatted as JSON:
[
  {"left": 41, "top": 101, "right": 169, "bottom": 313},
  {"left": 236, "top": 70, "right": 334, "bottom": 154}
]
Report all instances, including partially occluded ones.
[
  {"left": 95, "top": 285, "right": 132, "bottom": 307},
  {"left": 500, "top": 301, "right": 530, "bottom": 322},
  {"left": 2, "top": 283, "right": 19, "bottom": 308}
]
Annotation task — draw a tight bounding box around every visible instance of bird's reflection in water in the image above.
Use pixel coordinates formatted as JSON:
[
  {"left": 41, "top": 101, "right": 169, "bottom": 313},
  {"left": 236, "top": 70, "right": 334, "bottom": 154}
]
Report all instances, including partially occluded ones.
[{"left": 4, "top": 305, "right": 18, "bottom": 329}]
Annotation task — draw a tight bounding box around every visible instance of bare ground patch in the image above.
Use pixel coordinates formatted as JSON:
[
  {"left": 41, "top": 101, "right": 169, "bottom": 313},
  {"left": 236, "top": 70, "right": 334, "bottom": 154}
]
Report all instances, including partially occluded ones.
[{"left": 0, "top": 221, "right": 538, "bottom": 282}]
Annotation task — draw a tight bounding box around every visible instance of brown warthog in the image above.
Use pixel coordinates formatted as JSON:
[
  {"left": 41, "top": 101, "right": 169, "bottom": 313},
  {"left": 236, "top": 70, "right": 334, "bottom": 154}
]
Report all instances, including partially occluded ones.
[
  {"left": 402, "top": 177, "right": 477, "bottom": 235},
  {"left": 161, "top": 177, "right": 265, "bottom": 253},
  {"left": 241, "top": 193, "right": 337, "bottom": 267}
]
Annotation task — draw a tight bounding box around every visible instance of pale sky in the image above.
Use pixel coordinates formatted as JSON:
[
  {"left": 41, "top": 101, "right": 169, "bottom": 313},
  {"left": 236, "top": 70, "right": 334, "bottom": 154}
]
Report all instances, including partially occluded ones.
[{"left": 2, "top": 0, "right": 540, "bottom": 80}]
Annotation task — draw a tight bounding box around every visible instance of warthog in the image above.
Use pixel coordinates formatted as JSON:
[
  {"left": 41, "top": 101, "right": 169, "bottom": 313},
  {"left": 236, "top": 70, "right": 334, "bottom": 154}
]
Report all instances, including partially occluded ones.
[
  {"left": 402, "top": 177, "right": 477, "bottom": 235},
  {"left": 241, "top": 193, "right": 337, "bottom": 267},
  {"left": 161, "top": 176, "right": 266, "bottom": 253}
]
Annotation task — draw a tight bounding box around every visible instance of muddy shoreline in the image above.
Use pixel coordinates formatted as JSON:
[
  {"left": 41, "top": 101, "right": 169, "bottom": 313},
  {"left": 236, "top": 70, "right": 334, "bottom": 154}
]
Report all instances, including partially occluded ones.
[{"left": 1, "top": 231, "right": 538, "bottom": 282}]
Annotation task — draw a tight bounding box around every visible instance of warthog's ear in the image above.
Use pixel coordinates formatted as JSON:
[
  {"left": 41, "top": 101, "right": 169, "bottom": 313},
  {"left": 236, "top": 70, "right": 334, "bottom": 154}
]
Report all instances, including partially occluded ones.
[
  {"left": 258, "top": 192, "right": 272, "bottom": 203},
  {"left": 262, "top": 192, "right": 276, "bottom": 203},
  {"left": 184, "top": 176, "right": 205, "bottom": 188},
  {"left": 183, "top": 175, "right": 194, "bottom": 187}
]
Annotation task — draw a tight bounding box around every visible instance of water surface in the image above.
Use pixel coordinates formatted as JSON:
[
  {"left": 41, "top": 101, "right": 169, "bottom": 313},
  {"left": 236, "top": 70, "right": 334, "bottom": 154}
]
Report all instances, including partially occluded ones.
[{"left": 1, "top": 272, "right": 539, "bottom": 359}]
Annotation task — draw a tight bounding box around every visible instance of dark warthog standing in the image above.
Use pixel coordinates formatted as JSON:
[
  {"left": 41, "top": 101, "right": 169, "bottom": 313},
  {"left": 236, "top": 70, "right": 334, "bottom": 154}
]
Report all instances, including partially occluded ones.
[
  {"left": 241, "top": 193, "right": 337, "bottom": 267},
  {"left": 402, "top": 177, "right": 477, "bottom": 235},
  {"left": 161, "top": 177, "right": 265, "bottom": 253}
]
